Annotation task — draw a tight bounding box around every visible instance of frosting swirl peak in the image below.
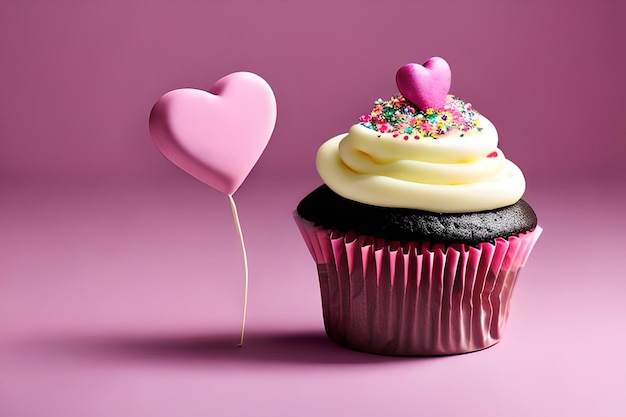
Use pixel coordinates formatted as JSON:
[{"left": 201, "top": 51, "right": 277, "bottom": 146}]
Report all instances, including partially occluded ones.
[{"left": 316, "top": 110, "right": 526, "bottom": 213}]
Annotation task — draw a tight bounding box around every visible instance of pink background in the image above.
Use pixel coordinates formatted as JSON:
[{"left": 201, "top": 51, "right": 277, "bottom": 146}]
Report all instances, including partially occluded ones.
[{"left": 1, "top": 1, "right": 625, "bottom": 416}]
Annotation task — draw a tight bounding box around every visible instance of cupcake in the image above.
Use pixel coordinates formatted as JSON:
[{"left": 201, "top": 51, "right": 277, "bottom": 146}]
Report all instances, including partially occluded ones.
[{"left": 294, "top": 57, "right": 541, "bottom": 356}]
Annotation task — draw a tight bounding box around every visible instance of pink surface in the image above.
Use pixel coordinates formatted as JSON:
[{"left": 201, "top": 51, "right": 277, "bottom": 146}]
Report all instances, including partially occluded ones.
[
  {"left": 149, "top": 72, "right": 276, "bottom": 195},
  {"left": 1, "top": 0, "right": 625, "bottom": 416},
  {"left": 1, "top": 179, "right": 626, "bottom": 417}
]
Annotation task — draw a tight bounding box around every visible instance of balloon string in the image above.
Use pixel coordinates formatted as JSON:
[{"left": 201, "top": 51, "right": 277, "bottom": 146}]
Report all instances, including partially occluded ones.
[{"left": 228, "top": 194, "right": 248, "bottom": 347}]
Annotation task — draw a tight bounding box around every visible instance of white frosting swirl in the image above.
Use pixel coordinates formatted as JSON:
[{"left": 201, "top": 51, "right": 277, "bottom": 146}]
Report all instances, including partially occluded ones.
[{"left": 316, "top": 116, "right": 525, "bottom": 213}]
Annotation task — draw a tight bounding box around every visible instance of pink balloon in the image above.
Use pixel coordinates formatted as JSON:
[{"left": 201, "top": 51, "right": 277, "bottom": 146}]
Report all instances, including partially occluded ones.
[
  {"left": 396, "top": 57, "right": 451, "bottom": 111},
  {"left": 149, "top": 72, "right": 277, "bottom": 195}
]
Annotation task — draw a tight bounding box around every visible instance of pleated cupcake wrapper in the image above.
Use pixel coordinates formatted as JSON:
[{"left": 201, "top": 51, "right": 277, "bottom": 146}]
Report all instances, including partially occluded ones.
[{"left": 294, "top": 213, "right": 542, "bottom": 356}]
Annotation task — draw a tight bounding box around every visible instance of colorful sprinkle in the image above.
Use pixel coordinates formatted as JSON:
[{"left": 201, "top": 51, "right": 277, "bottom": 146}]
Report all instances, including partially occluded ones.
[{"left": 359, "top": 94, "right": 481, "bottom": 139}]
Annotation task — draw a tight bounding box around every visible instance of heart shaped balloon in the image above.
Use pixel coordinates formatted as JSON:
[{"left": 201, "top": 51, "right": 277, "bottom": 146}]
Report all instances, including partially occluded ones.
[
  {"left": 396, "top": 57, "right": 451, "bottom": 111},
  {"left": 149, "top": 72, "right": 277, "bottom": 195}
]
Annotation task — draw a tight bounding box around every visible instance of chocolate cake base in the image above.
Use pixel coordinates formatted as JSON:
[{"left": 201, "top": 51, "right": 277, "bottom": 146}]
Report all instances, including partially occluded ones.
[{"left": 296, "top": 185, "right": 537, "bottom": 246}]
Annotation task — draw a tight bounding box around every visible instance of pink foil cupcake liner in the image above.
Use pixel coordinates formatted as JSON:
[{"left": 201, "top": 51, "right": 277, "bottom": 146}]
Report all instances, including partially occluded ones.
[{"left": 294, "top": 213, "right": 542, "bottom": 356}]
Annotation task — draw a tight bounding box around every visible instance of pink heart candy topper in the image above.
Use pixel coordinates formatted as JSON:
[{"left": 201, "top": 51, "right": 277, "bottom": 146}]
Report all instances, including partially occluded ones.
[
  {"left": 149, "top": 72, "right": 277, "bottom": 195},
  {"left": 396, "top": 57, "right": 451, "bottom": 111}
]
